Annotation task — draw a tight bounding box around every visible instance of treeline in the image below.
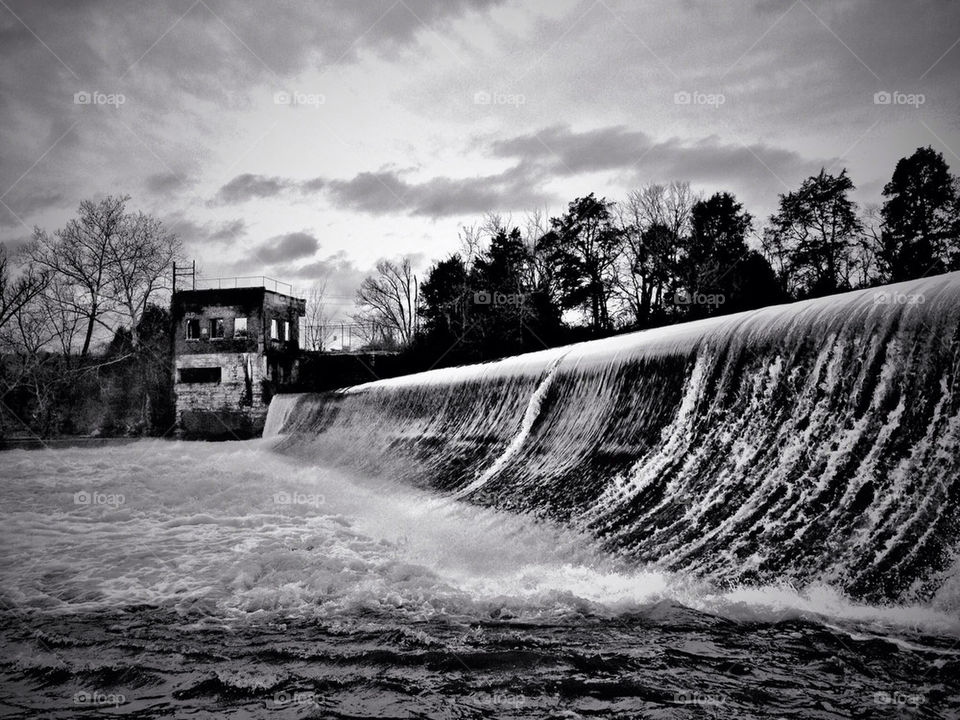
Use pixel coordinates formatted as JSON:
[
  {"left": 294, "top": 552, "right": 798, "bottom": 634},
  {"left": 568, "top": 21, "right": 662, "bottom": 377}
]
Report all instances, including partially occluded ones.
[
  {"left": 359, "top": 146, "right": 960, "bottom": 366},
  {"left": 0, "top": 196, "right": 179, "bottom": 438}
]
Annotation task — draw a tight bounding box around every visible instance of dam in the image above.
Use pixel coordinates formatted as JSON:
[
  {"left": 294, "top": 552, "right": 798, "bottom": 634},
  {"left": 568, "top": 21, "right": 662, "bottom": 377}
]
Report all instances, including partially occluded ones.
[
  {"left": 3, "top": 273, "right": 960, "bottom": 718},
  {"left": 266, "top": 272, "right": 960, "bottom": 607}
]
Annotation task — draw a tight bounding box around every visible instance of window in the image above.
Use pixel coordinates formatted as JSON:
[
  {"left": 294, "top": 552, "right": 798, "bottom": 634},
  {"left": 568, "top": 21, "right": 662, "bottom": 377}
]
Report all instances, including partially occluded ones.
[
  {"left": 179, "top": 367, "right": 221, "bottom": 383},
  {"left": 186, "top": 318, "right": 201, "bottom": 340},
  {"left": 210, "top": 318, "right": 224, "bottom": 339},
  {"left": 283, "top": 320, "right": 290, "bottom": 342},
  {"left": 270, "top": 318, "right": 279, "bottom": 340},
  {"left": 234, "top": 317, "right": 248, "bottom": 338}
]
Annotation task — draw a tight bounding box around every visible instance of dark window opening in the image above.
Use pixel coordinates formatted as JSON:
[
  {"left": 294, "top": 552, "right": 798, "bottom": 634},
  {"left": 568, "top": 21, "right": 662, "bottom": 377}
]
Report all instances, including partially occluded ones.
[
  {"left": 186, "top": 318, "right": 201, "bottom": 340},
  {"left": 210, "top": 318, "right": 224, "bottom": 339},
  {"left": 179, "top": 366, "right": 222, "bottom": 383}
]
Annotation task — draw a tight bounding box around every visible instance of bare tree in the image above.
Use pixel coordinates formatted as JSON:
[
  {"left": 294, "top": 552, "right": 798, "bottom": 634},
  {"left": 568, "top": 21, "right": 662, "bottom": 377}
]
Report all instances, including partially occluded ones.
[
  {"left": 0, "top": 244, "right": 48, "bottom": 334},
  {"left": 37, "top": 273, "right": 86, "bottom": 359},
  {"left": 615, "top": 182, "right": 698, "bottom": 325},
  {"left": 457, "top": 223, "right": 483, "bottom": 270},
  {"left": 30, "top": 196, "right": 180, "bottom": 354},
  {"left": 354, "top": 258, "right": 418, "bottom": 347},
  {"left": 30, "top": 196, "right": 128, "bottom": 356},
  {"left": 854, "top": 203, "right": 884, "bottom": 288},
  {"left": 107, "top": 211, "right": 180, "bottom": 347},
  {"left": 303, "top": 278, "right": 332, "bottom": 351}
]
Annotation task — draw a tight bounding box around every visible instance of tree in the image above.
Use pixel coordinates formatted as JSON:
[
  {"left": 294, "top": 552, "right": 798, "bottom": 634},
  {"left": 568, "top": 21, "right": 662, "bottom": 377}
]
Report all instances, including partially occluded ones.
[
  {"left": 107, "top": 211, "right": 180, "bottom": 347},
  {"left": 31, "top": 196, "right": 128, "bottom": 356},
  {"left": 419, "top": 254, "right": 471, "bottom": 353},
  {"left": 354, "top": 258, "right": 418, "bottom": 347},
  {"left": 30, "top": 196, "right": 180, "bottom": 355},
  {"left": 471, "top": 227, "right": 560, "bottom": 355},
  {"left": 680, "top": 192, "right": 753, "bottom": 317},
  {"left": 539, "top": 194, "right": 622, "bottom": 333},
  {"left": 303, "top": 279, "right": 332, "bottom": 351},
  {"left": 616, "top": 182, "right": 697, "bottom": 326},
  {"left": 878, "top": 146, "right": 958, "bottom": 281},
  {"left": 765, "top": 169, "right": 863, "bottom": 298},
  {"left": 0, "top": 244, "right": 48, "bottom": 334}
]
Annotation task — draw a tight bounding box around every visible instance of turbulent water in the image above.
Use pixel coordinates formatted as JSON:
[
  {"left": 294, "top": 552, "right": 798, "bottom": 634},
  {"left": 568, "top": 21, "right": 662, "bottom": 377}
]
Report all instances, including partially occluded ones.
[
  {"left": 2, "top": 275, "right": 960, "bottom": 718},
  {"left": 270, "top": 274, "right": 960, "bottom": 608}
]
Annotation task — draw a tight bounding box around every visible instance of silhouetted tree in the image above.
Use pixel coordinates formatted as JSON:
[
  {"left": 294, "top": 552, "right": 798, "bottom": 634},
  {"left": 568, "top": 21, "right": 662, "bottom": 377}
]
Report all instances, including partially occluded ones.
[
  {"left": 879, "top": 146, "right": 958, "bottom": 281},
  {"left": 419, "top": 254, "right": 470, "bottom": 348},
  {"left": 354, "top": 258, "right": 418, "bottom": 347},
  {"left": 539, "top": 194, "right": 622, "bottom": 333},
  {"left": 765, "top": 169, "right": 863, "bottom": 298},
  {"left": 680, "top": 192, "right": 753, "bottom": 318},
  {"left": 616, "top": 182, "right": 696, "bottom": 326}
]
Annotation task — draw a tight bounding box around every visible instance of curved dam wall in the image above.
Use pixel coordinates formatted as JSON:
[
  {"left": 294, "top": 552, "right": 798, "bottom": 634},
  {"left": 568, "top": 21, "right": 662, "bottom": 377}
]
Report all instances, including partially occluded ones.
[{"left": 266, "top": 273, "right": 960, "bottom": 606}]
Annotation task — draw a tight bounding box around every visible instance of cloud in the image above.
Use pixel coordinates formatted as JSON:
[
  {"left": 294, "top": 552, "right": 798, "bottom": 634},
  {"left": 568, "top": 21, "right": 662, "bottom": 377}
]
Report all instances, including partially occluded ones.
[
  {"left": 243, "top": 123, "right": 828, "bottom": 220},
  {"left": 490, "top": 125, "right": 654, "bottom": 175},
  {"left": 145, "top": 172, "right": 189, "bottom": 197},
  {"left": 322, "top": 168, "right": 553, "bottom": 218},
  {"left": 209, "top": 218, "right": 247, "bottom": 243},
  {"left": 300, "top": 177, "right": 326, "bottom": 193},
  {"left": 490, "top": 124, "right": 828, "bottom": 187},
  {"left": 254, "top": 231, "right": 319, "bottom": 264},
  {"left": 0, "top": 189, "right": 67, "bottom": 229},
  {"left": 210, "top": 174, "right": 294, "bottom": 205},
  {"left": 163, "top": 214, "right": 247, "bottom": 247}
]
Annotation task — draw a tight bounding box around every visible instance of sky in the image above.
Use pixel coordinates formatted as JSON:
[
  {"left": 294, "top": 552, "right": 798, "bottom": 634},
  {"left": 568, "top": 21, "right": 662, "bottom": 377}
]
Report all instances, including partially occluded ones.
[{"left": 1, "top": 0, "right": 958, "bottom": 320}]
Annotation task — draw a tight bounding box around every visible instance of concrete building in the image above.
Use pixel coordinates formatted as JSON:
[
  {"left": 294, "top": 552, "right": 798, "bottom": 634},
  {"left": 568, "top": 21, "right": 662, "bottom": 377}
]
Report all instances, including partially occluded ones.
[{"left": 171, "top": 282, "right": 305, "bottom": 438}]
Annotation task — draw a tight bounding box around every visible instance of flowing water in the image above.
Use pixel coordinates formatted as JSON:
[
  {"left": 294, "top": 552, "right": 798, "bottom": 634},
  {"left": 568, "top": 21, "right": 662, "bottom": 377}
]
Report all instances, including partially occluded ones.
[{"left": 3, "top": 275, "right": 960, "bottom": 718}]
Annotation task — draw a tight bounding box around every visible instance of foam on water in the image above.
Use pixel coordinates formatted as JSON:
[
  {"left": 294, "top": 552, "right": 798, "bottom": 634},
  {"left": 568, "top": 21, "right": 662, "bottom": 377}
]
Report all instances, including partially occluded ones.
[{"left": 2, "top": 440, "right": 958, "bottom": 642}]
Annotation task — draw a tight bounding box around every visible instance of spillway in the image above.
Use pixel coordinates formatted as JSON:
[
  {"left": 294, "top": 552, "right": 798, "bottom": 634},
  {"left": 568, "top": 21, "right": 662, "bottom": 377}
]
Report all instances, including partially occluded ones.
[{"left": 267, "top": 273, "right": 960, "bottom": 606}]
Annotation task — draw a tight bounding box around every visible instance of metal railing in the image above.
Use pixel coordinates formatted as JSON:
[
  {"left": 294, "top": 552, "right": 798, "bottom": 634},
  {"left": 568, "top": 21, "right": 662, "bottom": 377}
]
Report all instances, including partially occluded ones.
[{"left": 193, "top": 276, "right": 293, "bottom": 295}]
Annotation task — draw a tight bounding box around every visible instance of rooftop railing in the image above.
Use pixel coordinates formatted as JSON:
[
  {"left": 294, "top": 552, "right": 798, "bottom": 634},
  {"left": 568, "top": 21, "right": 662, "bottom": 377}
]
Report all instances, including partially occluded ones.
[{"left": 193, "top": 276, "right": 294, "bottom": 296}]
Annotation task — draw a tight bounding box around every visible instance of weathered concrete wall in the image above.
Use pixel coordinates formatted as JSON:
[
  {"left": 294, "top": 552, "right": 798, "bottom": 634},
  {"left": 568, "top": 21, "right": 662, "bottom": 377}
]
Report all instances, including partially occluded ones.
[{"left": 175, "top": 352, "right": 268, "bottom": 438}]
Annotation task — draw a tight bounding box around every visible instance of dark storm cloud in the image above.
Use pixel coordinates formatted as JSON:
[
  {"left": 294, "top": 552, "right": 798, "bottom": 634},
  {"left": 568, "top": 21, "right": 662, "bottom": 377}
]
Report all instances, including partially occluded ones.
[
  {"left": 324, "top": 167, "right": 552, "bottom": 218},
  {"left": 145, "top": 172, "right": 188, "bottom": 197},
  {"left": 490, "top": 125, "right": 828, "bottom": 188},
  {"left": 254, "top": 231, "right": 319, "bottom": 264},
  {"left": 209, "top": 218, "right": 246, "bottom": 243},
  {"left": 293, "top": 124, "right": 826, "bottom": 218},
  {"left": 211, "top": 174, "right": 326, "bottom": 205},
  {"left": 211, "top": 174, "right": 294, "bottom": 205},
  {"left": 0, "top": 190, "right": 67, "bottom": 228},
  {"left": 163, "top": 214, "right": 246, "bottom": 247},
  {"left": 300, "top": 177, "right": 327, "bottom": 193},
  {"left": 490, "top": 125, "right": 653, "bottom": 174}
]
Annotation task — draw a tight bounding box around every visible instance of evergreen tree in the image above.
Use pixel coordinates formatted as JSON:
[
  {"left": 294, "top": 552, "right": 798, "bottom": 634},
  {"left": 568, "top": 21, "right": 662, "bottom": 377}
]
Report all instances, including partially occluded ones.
[{"left": 879, "top": 146, "right": 958, "bottom": 281}]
